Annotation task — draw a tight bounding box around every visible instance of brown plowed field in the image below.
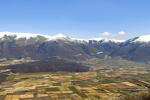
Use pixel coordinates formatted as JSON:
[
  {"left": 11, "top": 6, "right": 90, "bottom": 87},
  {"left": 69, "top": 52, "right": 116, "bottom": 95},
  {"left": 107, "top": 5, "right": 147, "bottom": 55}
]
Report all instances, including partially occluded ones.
[{"left": 95, "top": 85, "right": 117, "bottom": 89}]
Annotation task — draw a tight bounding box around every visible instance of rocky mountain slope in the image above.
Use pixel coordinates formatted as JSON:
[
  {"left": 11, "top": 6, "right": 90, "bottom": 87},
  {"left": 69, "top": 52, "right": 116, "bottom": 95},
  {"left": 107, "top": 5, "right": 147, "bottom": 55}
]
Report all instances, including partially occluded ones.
[
  {"left": 1, "top": 32, "right": 150, "bottom": 62},
  {"left": 0, "top": 32, "right": 123, "bottom": 60},
  {"left": 110, "top": 35, "right": 150, "bottom": 62}
]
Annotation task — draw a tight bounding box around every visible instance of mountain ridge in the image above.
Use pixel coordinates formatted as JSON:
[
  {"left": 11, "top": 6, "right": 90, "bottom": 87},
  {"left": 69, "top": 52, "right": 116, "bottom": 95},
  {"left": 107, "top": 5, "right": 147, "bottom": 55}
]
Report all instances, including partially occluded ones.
[
  {"left": 0, "top": 32, "right": 124, "bottom": 43},
  {"left": 0, "top": 31, "right": 150, "bottom": 62}
]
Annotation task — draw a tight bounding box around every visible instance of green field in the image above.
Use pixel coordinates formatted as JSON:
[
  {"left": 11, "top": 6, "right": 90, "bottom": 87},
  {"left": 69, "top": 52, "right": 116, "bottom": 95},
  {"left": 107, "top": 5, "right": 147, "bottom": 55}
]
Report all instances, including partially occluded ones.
[{"left": 6, "top": 75, "right": 16, "bottom": 81}]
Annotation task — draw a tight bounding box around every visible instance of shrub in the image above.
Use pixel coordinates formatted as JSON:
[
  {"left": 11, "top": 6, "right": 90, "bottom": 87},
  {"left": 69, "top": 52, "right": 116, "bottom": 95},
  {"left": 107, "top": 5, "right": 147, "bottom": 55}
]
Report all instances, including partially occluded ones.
[{"left": 123, "top": 91, "right": 150, "bottom": 100}]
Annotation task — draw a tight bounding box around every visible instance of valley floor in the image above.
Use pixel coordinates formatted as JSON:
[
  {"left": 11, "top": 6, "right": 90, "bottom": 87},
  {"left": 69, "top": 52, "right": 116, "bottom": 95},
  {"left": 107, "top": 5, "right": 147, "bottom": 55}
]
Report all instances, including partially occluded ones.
[{"left": 0, "top": 59, "right": 150, "bottom": 100}]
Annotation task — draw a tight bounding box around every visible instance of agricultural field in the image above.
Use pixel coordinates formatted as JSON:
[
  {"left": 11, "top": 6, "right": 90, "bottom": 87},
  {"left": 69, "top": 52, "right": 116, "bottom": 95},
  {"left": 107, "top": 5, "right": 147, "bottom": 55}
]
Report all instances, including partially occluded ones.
[{"left": 0, "top": 59, "right": 150, "bottom": 100}]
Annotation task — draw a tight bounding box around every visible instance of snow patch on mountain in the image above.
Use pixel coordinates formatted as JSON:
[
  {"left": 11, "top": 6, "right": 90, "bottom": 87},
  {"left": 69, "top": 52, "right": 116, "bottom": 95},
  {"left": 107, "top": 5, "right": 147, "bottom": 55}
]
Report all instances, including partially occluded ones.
[
  {"left": 134, "top": 35, "right": 150, "bottom": 43},
  {"left": 97, "top": 52, "right": 103, "bottom": 54},
  {"left": 0, "top": 32, "right": 40, "bottom": 39},
  {"left": 88, "top": 37, "right": 124, "bottom": 43},
  {"left": 48, "top": 34, "right": 67, "bottom": 41},
  {"left": 122, "top": 35, "right": 150, "bottom": 45},
  {"left": 110, "top": 39, "right": 125, "bottom": 43},
  {"left": 0, "top": 31, "right": 125, "bottom": 44},
  {"left": 0, "top": 32, "right": 67, "bottom": 41},
  {"left": 70, "top": 38, "right": 89, "bottom": 43},
  {"left": 89, "top": 37, "right": 103, "bottom": 41},
  {"left": 71, "top": 37, "right": 124, "bottom": 44}
]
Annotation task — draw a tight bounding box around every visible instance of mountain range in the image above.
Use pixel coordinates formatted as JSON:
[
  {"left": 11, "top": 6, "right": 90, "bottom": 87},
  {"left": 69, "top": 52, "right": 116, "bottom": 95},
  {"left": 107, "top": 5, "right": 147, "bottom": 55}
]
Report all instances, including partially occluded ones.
[{"left": 0, "top": 32, "right": 150, "bottom": 62}]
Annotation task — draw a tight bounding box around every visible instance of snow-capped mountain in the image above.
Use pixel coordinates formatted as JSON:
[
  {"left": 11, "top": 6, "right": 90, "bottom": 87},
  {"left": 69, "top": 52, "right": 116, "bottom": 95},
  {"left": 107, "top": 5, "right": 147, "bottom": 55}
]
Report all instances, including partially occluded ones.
[
  {"left": 110, "top": 34, "right": 150, "bottom": 62},
  {"left": 0, "top": 32, "right": 68, "bottom": 41},
  {"left": 71, "top": 37, "right": 124, "bottom": 44},
  {"left": 0, "top": 31, "right": 150, "bottom": 62},
  {"left": 120, "top": 35, "right": 150, "bottom": 47},
  {"left": 0, "top": 32, "right": 123, "bottom": 60},
  {"left": 88, "top": 38, "right": 124, "bottom": 43},
  {"left": 129, "top": 35, "right": 150, "bottom": 43},
  {"left": 0, "top": 32, "right": 124, "bottom": 43}
]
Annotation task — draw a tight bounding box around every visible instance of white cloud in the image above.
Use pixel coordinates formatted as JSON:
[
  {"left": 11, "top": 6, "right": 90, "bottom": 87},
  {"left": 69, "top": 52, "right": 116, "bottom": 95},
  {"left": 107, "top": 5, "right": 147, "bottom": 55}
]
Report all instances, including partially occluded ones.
[
  {"left": 99, "top": 32, "right": 116, "bottom": 36},
  {"left": 101, "top": 32, "right": 111, "bottom": 36},
  {"left": 118, "top": 31, "right": 125, "bottom": 35}
]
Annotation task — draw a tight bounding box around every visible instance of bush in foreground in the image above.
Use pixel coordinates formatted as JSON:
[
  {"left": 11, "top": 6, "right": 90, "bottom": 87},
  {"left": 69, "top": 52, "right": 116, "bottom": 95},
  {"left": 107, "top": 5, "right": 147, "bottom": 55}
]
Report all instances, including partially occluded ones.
[{"left": 123, "top": 91, "right": 150, "bottom": 100}]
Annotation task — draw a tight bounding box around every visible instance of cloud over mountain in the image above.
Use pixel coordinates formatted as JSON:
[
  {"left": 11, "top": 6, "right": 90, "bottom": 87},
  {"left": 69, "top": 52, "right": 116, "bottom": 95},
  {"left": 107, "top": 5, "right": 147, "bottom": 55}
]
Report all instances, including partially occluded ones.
[
  {"left": 99, "top": 32, "right": 116, "bottom": 36},
  {"left": 118, "top": 31, "right": 125, "bottom": 35}
]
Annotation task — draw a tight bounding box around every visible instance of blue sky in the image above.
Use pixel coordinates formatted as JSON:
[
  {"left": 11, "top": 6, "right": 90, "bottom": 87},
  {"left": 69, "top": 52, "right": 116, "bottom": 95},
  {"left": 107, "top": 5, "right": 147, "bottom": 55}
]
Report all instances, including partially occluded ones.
[{"left": 0, "top": 0, "right": 150, "bottom": 40}]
